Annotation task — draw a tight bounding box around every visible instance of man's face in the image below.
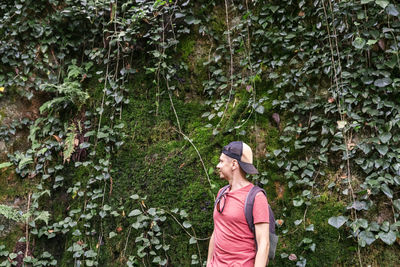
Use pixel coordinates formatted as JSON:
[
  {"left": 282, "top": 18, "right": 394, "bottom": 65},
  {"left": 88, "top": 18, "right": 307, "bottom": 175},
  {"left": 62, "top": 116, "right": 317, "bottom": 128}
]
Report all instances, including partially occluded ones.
[{"left": 216, "top": 153, "right": 233, "bottom": 180}]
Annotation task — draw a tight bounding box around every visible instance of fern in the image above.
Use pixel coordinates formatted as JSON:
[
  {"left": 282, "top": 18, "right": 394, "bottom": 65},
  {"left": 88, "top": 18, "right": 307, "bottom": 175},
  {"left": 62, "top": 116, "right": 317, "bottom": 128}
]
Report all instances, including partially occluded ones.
[
  {"left": 63, "top": 124, "right": 77, "bottom": 163},
  {"left": 0, "top": 204, "right": 23, "bottom": 222},
  {"left": 0, "top": 162, "right": 12, "bottom": 169},
  {"left": 39, "top": 61, "right": 91, "bottom": 113}
]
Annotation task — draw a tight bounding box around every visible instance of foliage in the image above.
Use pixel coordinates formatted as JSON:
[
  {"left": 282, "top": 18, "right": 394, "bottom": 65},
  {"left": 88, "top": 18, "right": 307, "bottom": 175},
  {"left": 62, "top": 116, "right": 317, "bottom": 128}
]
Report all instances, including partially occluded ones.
[{"left": 1, "top": 0, "right": 400, "bottom": 266}]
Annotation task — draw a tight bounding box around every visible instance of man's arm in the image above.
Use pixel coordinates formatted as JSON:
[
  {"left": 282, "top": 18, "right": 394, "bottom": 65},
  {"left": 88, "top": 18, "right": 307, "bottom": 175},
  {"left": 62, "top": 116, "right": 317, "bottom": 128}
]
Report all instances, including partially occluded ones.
[
  {"left": 206, "top": 231, "right": 215, "bottom": 266},
  {"left": 254, "top": 222, "right": 270, "bottom": 267}
]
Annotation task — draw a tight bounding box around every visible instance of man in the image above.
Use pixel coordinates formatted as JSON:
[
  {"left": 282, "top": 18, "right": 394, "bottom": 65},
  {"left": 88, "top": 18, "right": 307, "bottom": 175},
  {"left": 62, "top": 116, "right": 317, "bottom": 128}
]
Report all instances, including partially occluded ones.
[{"left": 207, "top": 141, "right": 270, "bottom": 267}]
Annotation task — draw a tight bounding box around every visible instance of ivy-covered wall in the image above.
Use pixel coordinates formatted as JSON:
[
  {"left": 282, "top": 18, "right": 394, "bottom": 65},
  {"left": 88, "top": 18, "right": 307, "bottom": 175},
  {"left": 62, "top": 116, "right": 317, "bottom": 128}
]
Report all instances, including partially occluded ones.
[{"left": 1, "top": 0, "right": 400, "bottom": 266}]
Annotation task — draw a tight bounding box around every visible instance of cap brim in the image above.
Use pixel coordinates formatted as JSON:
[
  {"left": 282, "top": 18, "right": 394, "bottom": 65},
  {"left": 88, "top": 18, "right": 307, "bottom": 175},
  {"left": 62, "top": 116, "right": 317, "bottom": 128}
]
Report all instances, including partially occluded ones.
[{"left": 238, "top": 161, "right": 258, "bottom": 174}]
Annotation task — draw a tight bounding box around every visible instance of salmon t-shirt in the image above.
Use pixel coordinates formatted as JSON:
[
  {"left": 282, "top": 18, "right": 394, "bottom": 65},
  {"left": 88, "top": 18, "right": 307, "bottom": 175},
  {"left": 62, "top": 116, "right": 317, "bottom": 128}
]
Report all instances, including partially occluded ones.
[{"left": 210, "top": 183, "right": 269, "bottom": 267}]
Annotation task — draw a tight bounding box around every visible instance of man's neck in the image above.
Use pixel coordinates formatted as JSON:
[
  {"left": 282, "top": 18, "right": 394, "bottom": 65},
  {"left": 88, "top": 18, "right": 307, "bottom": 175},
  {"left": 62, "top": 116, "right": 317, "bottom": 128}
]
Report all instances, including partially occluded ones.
[{"left": 229, "top": 174, "right": 251, "bottom": 192}]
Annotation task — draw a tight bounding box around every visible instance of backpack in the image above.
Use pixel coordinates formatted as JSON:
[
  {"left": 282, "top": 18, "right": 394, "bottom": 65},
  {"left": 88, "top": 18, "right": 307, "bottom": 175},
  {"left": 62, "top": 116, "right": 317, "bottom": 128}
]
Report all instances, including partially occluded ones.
[{"left": 215, "top": 185, "right": 278, "bottom": 260}]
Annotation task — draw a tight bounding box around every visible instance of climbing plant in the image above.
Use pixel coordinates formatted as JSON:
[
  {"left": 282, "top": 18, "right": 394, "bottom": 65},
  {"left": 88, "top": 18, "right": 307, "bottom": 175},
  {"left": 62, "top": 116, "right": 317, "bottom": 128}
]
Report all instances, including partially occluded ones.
[{"left": 1, "top": 0, "right": 400, "bottom": 266}]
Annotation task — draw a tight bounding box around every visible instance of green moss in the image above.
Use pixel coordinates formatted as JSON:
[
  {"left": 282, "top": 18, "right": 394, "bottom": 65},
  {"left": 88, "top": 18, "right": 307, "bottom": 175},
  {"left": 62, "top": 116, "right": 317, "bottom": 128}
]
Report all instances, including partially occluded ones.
[
  {"left": 0, "top": 227, "right": 24, "bottom": 252},
  {"left": 178, "top": 38, "right": 196, "bottom": 62},
  {"left": 272, "top": 200, "right": 356, "bottom": 266},
  {"left": 0, "top": 169, "right": 33, "bottom": 201},
  {"left": 0, "top": 108, "right": 6, "bottom": 124},
  {"left": 210, "top": 6, "right": 226, "bottom": 37}
]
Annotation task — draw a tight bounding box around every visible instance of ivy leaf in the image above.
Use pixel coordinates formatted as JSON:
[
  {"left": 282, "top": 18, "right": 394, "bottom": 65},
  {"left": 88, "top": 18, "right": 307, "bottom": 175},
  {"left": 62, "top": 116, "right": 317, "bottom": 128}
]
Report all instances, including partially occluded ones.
[
  {"left": 183, "top": 221, "right": 192, "bottom": 228},
  {"left": 378, "top": 231, "right": 396, "bottom": 245},
  {"left": 374, "top": 77, "right": 392, "bottom": 87},
  {"left": 352, "top": 37, "right": 366, "bottom": 49},
  {"left": 358, "top": 143, "right": 371, "bottom": 154},
  {"left": 381, "top": 184, "right": 393, "bottom": 199},
  {"left": 184, "top": 16, "right": 200, "bottom": 25},
  {"left": 386, "top": 4, "right": 399, "bottom": 16},
  {"left": 393, "top": 199, "right": 400, "bottom": 211},
  {"left": 255, "top": 105, "right": 265, "bottom": 114},
  {"left": 328, "top": 216, "right": 348, "bottom": 229},
  {"left": 189, "top": 237, "right": 197, "bottom": 244},
  {"left": 348, "top": 201, "right": 368, "bottom": 211},
  {"left": 294, "top": 219, "right": 303, "bottom": 226},
  {"left": 361, "top": 0, "right": 374, "bottom": 3},
  {"left": 358, "top": 231, "right": 375, "bottom": 247},
  {"left": 293, "top": 198, "right": 304, "bottom": 207},
  {"left": 147, "top": 208, "right": 157, "bottom": 216},
  {"left": 273, "top": 149, "right": 281, "bottom": 157},
  {"left": 379, "top": 132, "right": 392, "bottom": 144},
  {"left": 128, "top": 209, "right": 142, "bottom": 217},
  {"left": 337, "top": 120, "right": 347, "bottom": 129},
  {"left": 175, "top": 12, "right": 185, "bottom": 18},
  {"left": 375, "top": 0, "right": 389, "bottom": 9},
  {"left": 306, "top": 224, "right": 314, "bottom": 232},
  {"left": 109, "top": 232, "right": 117, "bottom": 238},
  {"left": 376, "top": 145, "right": 388, "bottom": 156}
]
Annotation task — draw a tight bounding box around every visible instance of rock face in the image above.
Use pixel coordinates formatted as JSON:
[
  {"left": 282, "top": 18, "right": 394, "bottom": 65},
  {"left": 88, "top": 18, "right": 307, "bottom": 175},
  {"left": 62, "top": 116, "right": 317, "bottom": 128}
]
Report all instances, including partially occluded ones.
[
  {"left": 0, "top": 96, "right": 37, "bottom": 243},
  {"left": 0, "top": 95, "right": 41, "bottom": 159}
]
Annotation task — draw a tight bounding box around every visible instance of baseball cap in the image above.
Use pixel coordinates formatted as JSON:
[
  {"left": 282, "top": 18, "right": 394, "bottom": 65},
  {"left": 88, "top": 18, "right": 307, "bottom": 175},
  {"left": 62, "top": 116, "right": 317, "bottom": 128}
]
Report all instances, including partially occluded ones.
[{"left": 222, "top": 141, "right": 258, "bottom": 174}]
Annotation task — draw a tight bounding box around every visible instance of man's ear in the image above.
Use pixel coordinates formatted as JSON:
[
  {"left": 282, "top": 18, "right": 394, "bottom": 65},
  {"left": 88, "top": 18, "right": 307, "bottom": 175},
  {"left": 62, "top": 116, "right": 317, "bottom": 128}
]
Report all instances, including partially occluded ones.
[{"left": 231, "top": 160, "right": 238, "bottom": 170}]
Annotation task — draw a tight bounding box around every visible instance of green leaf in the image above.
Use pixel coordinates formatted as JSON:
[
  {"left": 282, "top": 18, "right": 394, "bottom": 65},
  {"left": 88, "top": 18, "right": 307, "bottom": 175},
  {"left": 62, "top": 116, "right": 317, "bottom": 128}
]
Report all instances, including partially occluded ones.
[
  {"left": 376, "top": 145, "right": 388, "bottom": 156},
  {"left": 328, "top": 216, "right": 348, "bottom": 229},
  {"left": 367, "top": 39, "right": 378, "bottom": 45},
  {"left": 374, "top": 77, "right": 392, "bottom": 87},
  {"left": 109, "top": 231, "right": 117, "bottom": 238},
  {"left": 273, "top": 149, "right": 281, "bottom": 157},
  {"left": 184, "top": 16, "right": 200, "bottom": 25},
  {"left": 352, "top": 37, "right": 366, "bottom": 49},
  {"left": 255, "top": 105, "right": 265, "bottom": 114},
  {"left": 361, "top": 0, "right": 374, "bottom": 3},
  {"left": 358, "top": 231, "right": 375, "bottom": 247},
  {"left": 128, "top": 209, "right": 142, "bottom": 217},
  {"left": 294, "top": 219, "right": 303, "bottom": 226},
  {"left": 375, "top": 0, "right": 389, "bottom": 9},
  {"left": 183, "top": 221, "right": 192, "bottom": 228},
  {"left": 386, "top": 4, "right": 399, "bottom": 16},
  {"left": 293, "top": 198, "right": 304, "bottom": 207},
  {"left": 189, "top": 237, "right": 197, "bottom": 244},
  {"left": 147, "top": 208, "right": 156, "bottom": 216},
  {"left": 306, "top": 224, "right": 314, "bottom": 232},
  {"left": 379, "top": 231, "right": 396, "bottom": 245},
  {"left": 393, "top": 199, "right": 400, "bottom": 211},
  {"left": 358, "top": 219, "right": 369, "bottom": 229},
  {"left": 18, "top": 155, "right": 33, "bottom": 170},
  {"left": 34, "top": 211, "right": 50, "bottom": 225},
  {"left": 0, "top": 162, "right": 12, "bottom": 169},
  {"left": 180, "top": 210, "right": 188, "bottom": 218},
  {"left": 379, "top": 132, "right": 392, "bottom": 144},
  {"left": 381, "top": 184, "right": 393, "bottom": 198}
]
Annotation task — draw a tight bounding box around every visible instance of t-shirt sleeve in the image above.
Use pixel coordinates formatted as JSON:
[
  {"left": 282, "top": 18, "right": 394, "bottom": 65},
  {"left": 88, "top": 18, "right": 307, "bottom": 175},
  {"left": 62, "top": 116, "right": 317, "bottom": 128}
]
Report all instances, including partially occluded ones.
[{"left": 253, "top": 191, "right": 269, "bottom": 224}]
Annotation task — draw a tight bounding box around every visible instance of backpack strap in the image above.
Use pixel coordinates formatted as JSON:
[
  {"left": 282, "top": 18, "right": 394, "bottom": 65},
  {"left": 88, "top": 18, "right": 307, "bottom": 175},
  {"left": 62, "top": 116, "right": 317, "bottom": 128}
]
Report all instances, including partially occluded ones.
[
  {"left": 214, "top": 185, "right": 230, "bottom": 209},
  {"left": 244, "top": 185, "right": 265, "bottom": 234},
  {"left": 244, "top": 185, "right": 278, "bottom": 260}
]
